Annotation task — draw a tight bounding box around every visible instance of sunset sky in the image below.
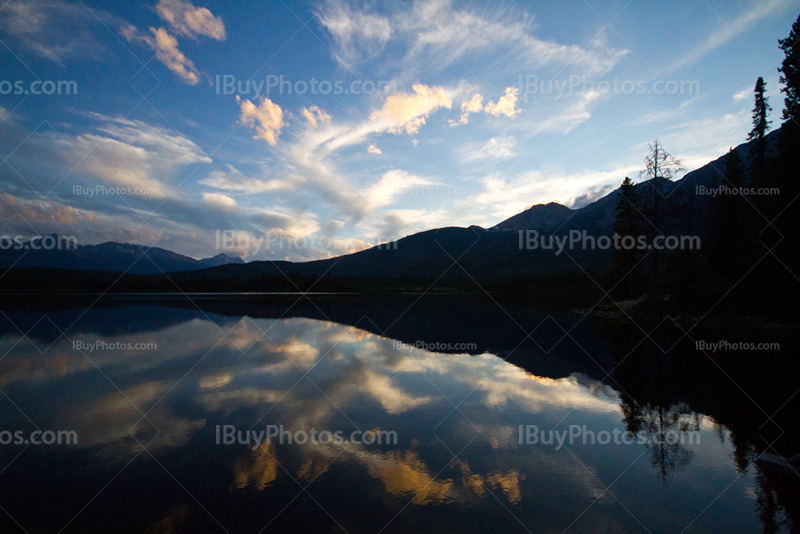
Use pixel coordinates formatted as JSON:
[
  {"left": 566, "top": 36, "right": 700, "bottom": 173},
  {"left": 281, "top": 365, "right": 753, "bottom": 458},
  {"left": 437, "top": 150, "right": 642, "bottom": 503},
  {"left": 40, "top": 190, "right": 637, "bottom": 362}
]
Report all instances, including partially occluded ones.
[{"left": 0, "top": 0, "right": 796, "bottom": 260}]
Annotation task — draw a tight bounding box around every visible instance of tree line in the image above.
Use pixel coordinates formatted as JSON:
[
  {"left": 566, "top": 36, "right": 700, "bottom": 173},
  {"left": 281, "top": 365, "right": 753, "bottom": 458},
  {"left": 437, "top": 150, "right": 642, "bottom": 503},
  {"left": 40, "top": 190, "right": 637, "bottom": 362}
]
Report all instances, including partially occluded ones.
[{"left": 608, "top": 13, "right": 800, "bottom": 314}]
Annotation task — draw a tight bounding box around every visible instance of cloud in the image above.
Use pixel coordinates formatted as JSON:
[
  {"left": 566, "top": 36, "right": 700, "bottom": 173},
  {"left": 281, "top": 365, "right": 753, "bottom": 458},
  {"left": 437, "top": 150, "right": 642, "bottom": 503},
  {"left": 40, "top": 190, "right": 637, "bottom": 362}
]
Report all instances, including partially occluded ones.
[
  {"left": 199, "top": 165, "right": 292, "bottom": 194},
  {"left": 121, "top": 25, "right": 200, "bottom": 84},
  {"left": 369, "top": 83, "right": 453, "bottom": 135},
  {"left": 53, "top": 115, "right": 209, "bottom": 198},
  {"left": 568, "top": 184, "right": 615, "bottom": 208},
  {"left": 120, "top": 0, "right": 225, "bottom": 84},
  {"left": 367, "top": 143, "right": 382, "bottom": 154},
  {"left": 0, "top": 0, "right": 114, "bottom": 63},
  {"left": 664, "top": 0, "right": 794, "bottom": 72},
  {"left": 484, "top": 87, "right": 520, "bottom": 118},
  {"left": 733, "top": 87, "right": 751, "bottom": 101},
  {"left": 361, "top": 170, "right": 431, "bottom": 213},
  {"left": 317, "top": 0, "right": 627, "bottom": 77},
  {"left": 462, "top": 136, "right": 517, "bottom": 162},
  {"left": 202, "top": 192, "right": 237, "bottom": 211},
  {"left": 155, "top": 0, "right": 226, "bottom": 41},
  {"left": 468, "top": 162, "right": 641, "bottom": 225},
  {"left": 450, "top": 93, "right": 484, "bottom": 126},
  {"left": 317, "top": 0, "right": 391, "bottom": 67},
  {"left": 450, "top": 87, "right": 521, "bottom": 126},
  {"left": 237, "top": 96, "right": 287, "bottom": 145},
  {"left": 301, "top": 106, "right": 332, "bottom": 129},
  {"left": 0, "top": 193, "right": 95, "bottom": 228}
]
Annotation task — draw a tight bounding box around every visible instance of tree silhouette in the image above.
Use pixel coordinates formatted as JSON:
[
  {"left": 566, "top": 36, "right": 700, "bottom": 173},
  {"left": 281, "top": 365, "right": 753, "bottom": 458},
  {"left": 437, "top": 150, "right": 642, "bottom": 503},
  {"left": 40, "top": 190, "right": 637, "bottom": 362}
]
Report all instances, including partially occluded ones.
[
  {"left": 779, "top": 14, "right": 800, "bottom": 133},
  {"left": 776, "top": 12, "right": 800, "bottom": 277},
  {"left": 612, "top": 177, "right": 642, "bottom": 298},
  {"left": 710, "top": 149, "right": 752, "bottom": 281},
  {"left": 747, "top": 77, "right": 772, "bottom": 172},
  {"left": 639, "top": 140, "right": 684, "bottom": 288}
]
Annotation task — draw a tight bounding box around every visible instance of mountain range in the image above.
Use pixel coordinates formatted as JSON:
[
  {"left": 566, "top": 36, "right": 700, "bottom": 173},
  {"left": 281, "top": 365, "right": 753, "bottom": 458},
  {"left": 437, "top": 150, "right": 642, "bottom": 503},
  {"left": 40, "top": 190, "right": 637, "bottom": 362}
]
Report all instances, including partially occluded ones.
[
  {"left": 0, "top": 131, "right": 773, "bottom": 283},
  {"left": 0, "top": 238, "right": 243, "bottom": 275}
]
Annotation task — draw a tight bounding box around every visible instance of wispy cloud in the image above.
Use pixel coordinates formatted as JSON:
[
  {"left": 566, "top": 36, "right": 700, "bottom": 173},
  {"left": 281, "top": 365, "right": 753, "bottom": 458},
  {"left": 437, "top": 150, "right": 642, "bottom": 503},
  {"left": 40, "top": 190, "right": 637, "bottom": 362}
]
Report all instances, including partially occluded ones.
[
  {"left": 317, "top": 0, "right": 628, "bottom": 77},
  {"left": 664, "top": 0, "right": 793, "bottom": 73},
  {"left": 0, "top": 0, "right": 115, "bottom": 63},
  {"left": 121, "top": 0, "right": 225, "bottom": 84},
  {"left": 155, "top": 0, "right": 226, "bottom": 41}
]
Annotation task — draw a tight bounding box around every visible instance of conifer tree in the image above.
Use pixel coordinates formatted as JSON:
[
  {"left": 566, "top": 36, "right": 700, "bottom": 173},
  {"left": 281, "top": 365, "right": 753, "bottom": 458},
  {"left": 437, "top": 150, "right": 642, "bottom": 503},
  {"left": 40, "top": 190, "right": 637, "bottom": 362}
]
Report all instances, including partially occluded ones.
[
  {"left": 747, "top": 77, "right": 771, "bottom": 172},
  {"left": 710, "top": 149, "right": 748, "bottom": 280},
  {"left": 612, "top": 177, "right": 641, "bottom": 298}
]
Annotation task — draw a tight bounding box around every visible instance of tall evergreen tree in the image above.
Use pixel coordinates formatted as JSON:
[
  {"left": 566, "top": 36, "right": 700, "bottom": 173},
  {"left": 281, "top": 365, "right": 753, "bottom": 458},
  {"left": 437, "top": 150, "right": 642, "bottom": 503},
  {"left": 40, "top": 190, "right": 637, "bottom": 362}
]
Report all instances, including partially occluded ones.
[
  {"left": 612, "top": 177, "right": 641, "bottom": 298},
  {"left": 747, "top": 77, "right": 771, "bottom": 172},
  {"left": 778, "top": 14, "right": 800, "bottom": 135},
  {"left": 776, "top": 13, "right": 800, "bottom": 275},
  {"left": 710, "top": 149, "right": 749, "bottom": 281}
]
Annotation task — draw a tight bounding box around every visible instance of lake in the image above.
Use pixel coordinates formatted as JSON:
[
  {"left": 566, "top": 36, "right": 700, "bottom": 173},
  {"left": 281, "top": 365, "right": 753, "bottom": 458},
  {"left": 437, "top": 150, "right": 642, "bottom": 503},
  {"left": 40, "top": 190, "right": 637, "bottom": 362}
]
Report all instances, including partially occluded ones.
[{"left": 0, "top": 294, "right": 797, "bottom": 533}]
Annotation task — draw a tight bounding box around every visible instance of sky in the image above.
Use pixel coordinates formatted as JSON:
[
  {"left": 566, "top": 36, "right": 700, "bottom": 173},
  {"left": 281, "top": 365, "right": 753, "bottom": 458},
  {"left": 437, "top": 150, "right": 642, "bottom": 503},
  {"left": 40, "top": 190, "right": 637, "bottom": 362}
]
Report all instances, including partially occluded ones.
[{"left": 0, "top": 0, "right": 797, "bottom": 261}]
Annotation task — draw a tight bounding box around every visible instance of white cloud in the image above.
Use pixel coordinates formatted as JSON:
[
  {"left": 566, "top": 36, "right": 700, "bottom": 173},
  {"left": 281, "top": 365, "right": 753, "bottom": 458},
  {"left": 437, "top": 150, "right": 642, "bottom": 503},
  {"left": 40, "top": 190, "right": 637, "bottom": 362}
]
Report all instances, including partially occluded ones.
[
  {"left": 155, "top": 0, "right": 226, "bottom": 41},
  {"left": 121, "top": 25, "right": 200, "bottom": 84},
  {"left": 301, "top": 106, "right": 332, "bottom": 129},
  {"left": 369, "top": 83, "right": 453, "bottom": 135},
  {"left": 237, "top": 95, "right": 287, "bottom": 145},
  {"left": 362, "top": 170, "right": 432, "bottom": 213},
  {"left": 484, "top": 87, "right": 520, "bottom": 118},
  {"left": 450, "top": 93, "right": 484, "bottom": 126},
  {"left": 664, "top": 0, "right": 794, "bottom": 72},
  {"left": 733, "top": 87, "right": 751, "bottom": 101},
  {"left": 317, "top": 0, "right": 391, "bottom": 67},
  {"left": 367, "top": 143, "right": 383, "bottom": 154},
  {"left": 46, "top": 114, "right": 211, "bottom": 198},
  {"left": 449, "top": 87, "right": 521, "bottom": 126},
  {"left": 317, "top": 0, "right": 627, "bottom": 77},
  {"left": 0, "top": 0, "right": 112, "bottom": 63},
  {"left": 120, "top": 0, "right": 225, "bottom": 84},
  {"left": 202, "top": 192, "right": 237, "bottom": 211},
  {"left": 200, "top": 165, "right": 291, "bottom": 194},
  {"left": 462, "top": 136, "right": 517, "bottom": 162}
]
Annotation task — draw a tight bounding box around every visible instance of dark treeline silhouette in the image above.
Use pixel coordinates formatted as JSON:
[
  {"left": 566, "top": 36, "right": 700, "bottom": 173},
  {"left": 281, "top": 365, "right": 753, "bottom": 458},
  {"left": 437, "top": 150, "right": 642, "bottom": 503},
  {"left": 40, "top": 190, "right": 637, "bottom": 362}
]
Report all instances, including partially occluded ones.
[{"left": 606, "top": 13, "right": 800, "bottom": 316}]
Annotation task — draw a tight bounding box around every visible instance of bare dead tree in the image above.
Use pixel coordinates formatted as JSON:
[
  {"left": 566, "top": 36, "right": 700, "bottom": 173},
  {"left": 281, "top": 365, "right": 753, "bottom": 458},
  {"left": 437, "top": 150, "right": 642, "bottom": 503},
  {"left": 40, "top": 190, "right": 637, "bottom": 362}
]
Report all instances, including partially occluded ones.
[{"left": 639, "top": 140, "right": 684, "bottom": 287}]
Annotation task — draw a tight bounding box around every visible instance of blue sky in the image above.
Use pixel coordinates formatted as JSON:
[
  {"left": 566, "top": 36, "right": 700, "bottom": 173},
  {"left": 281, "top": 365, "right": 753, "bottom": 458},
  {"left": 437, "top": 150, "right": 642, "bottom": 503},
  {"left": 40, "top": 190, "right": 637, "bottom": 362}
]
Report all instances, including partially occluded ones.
[{"left": 0, "top": 0, "right": 797, "bottom": 260}]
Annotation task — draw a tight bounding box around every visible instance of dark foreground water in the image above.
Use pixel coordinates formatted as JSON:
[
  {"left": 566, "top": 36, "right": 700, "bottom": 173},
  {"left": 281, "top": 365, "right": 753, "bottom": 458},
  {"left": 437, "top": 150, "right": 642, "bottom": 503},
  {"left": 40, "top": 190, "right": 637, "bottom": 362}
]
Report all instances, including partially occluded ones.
[{"left": 0, "top": 294, "right": 797, "bottom": 533}]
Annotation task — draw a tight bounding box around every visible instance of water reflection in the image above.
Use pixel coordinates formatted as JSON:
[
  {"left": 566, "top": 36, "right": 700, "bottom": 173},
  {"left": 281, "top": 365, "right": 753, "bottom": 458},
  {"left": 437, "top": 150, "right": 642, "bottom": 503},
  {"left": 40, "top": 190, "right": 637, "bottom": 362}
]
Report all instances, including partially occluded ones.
[{"left": 0, "top": 296, "right": 796, "bottom": 533}]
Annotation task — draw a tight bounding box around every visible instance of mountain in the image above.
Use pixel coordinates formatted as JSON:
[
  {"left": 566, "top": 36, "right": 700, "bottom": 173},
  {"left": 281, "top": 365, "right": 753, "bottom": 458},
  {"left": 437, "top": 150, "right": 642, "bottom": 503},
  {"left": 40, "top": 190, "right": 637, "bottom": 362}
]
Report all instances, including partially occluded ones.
[
  {"left": 491, "top": 202, "right": 574, "bottom": 232},
  {"left": 0, "top": 130, "right": 778, "bottom": 288},
  {"left": 0, "top": 237, "right": 245, "bottom": 275},
  {"left": 199, "top": 253, "right": 246, "bottom": 268}
]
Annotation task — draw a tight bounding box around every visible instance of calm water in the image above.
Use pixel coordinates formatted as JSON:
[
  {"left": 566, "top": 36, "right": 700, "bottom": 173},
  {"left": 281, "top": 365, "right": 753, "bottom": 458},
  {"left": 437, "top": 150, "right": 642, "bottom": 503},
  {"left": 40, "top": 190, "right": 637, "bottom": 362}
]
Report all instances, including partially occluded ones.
[{"left": 0, "top": 294, "right": 797, "bottom": 533}]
